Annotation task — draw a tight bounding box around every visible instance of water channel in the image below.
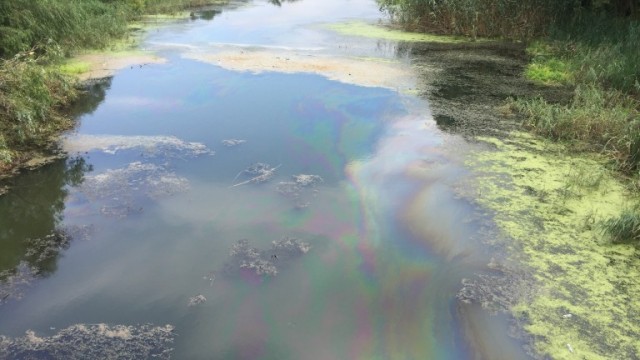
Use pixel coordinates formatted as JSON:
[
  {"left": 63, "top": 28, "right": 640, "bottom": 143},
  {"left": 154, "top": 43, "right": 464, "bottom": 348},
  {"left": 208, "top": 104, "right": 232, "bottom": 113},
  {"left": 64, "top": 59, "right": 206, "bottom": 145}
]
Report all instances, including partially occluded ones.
[{"left": 0, "top": 0, "right": 531, "bottom": 358}]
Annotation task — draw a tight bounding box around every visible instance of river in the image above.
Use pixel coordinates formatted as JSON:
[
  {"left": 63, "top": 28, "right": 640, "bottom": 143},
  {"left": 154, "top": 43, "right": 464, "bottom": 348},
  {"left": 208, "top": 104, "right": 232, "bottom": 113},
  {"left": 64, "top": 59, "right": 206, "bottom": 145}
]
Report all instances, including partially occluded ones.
[{"left": 0, "top": 0, "right": 531, "bottom": 358}]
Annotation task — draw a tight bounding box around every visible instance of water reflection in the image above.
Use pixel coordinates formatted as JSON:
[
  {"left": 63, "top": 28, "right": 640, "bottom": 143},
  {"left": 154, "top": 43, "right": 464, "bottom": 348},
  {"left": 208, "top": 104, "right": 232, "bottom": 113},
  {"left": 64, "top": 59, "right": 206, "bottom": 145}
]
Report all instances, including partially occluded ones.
[
  {"left": 267, "top": 0, "right": 301, "bottom": 7},
  {"left": 192, "top": 9, "right": 222, "bottom": 21},
  {"left": 0, "top": 157, "right": 91, "bottom": 303},
  {"left": 68, "top": 77, "right": 113, "bottom": 118}
]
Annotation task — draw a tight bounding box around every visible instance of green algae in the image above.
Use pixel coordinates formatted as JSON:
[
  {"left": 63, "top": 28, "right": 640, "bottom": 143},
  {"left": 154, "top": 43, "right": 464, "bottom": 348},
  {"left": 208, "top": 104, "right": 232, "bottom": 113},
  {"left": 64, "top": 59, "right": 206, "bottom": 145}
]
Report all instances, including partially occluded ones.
[
  {"left": 58, "top": 61, "right": 91, "bottom": 75},
  {"left": 325, "top": 21, "right": 475, "bottom": 44},
  {"left": 467, "top": 132, "right": 640, "bottom": 359}
]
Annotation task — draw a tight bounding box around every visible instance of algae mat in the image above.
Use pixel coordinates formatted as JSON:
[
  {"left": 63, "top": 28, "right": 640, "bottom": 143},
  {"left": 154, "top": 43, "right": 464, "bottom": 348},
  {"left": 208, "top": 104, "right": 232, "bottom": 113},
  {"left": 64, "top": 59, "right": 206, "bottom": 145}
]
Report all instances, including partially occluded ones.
[{"left": 466, "top": 132, "right": 640, "bottom": 359}]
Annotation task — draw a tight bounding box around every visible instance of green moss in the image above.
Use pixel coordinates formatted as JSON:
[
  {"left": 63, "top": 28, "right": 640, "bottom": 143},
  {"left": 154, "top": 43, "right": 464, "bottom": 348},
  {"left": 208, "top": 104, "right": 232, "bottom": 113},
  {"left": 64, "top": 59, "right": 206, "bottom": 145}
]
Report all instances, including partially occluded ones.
[
  {"left": 467, "top": 132, "right": 640, "bottom": 359},
  {"left": 325, "top": 21, "right": 476, "bottom": 43}
]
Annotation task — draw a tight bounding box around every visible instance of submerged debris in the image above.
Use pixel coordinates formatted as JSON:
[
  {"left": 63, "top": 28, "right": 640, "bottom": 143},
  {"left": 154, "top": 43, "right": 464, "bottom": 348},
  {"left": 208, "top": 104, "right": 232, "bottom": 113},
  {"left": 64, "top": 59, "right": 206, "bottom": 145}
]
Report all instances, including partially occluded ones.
[
  {"left": 241, "top": 258, "right": 278, "bottom": 276},
  {"left": 276, "top": 174, "right": 323, "bottom": 208},
  {"left": 224, "top": 237, "right": 310, "bottom": 278},
  {"left": 232, "top": 163, "right": 281, "bottom": 187},
  {"left": 0, "top": 323, "right": 175, "bottom": 360},
  {"left": 81, "top": 162, "right": 189, "bottom": 218},
  {"left": 271, "top": 237, "right": 311, "bottom": 255},
  {"left": 188, "top": 294, "right": 207, "bottom": 307},
  {"left": 63, "top": 134, "right": 213, "bottom": 158},
  {"left": 221, "top": 139, "right": 246, "bottom": 147}
]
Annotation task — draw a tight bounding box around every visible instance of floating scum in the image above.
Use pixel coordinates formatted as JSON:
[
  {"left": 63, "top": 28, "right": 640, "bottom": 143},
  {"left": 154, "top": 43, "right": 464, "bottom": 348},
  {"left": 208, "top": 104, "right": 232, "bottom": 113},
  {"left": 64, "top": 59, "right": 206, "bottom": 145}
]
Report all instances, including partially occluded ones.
[{"left": 182, "top": 48, "right": 415, "bottom": 91}]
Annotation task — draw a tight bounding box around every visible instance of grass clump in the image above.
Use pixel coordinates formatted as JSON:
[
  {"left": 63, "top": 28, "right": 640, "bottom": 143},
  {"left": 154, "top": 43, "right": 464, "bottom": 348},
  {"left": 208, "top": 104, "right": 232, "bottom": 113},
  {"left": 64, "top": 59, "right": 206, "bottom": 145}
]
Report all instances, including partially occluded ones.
[
  {"left": 602, "top": 207, "right": 640, "bottom": 244},
  {"left": 524, "top": 58, "right": 571, "bottom": 86}
]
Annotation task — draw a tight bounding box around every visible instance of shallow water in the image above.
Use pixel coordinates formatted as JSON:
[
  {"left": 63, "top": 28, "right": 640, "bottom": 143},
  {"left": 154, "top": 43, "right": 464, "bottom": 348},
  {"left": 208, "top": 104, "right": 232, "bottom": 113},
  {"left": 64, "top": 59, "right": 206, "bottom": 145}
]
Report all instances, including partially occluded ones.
[{"left": 0, "top": 0, "right": 530, "bottom": 358}]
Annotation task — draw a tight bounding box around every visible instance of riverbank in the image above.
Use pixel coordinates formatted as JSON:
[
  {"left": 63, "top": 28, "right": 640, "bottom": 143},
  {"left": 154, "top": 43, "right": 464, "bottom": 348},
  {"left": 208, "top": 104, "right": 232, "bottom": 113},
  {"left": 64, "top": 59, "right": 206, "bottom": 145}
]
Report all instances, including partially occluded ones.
[
  {"left": 371, "top": 1, "right": 640, "bottom": 358},
  {"left": 377, "top": 0, "right": 640, "bottom": 237},
  {"left": 0, "top": 0, "right": 229, "bottom": 189}
]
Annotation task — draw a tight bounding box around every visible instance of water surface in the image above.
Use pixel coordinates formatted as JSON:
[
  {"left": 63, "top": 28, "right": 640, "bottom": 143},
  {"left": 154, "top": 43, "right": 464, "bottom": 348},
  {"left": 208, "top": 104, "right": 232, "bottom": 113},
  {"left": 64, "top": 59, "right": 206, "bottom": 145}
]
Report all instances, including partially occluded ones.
[{"left": 0, "top": 0, "right": 530, "bottom": 358}]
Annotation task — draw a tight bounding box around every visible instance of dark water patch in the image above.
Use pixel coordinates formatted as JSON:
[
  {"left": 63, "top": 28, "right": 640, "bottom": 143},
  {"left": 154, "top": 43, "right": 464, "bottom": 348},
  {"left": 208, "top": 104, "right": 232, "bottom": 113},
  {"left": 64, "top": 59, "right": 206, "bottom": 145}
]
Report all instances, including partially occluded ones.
[
  {"left": 68, "top": 77, "right": 113, "bottom": 119},
  {"left": 267, "top": 0, "right": 301, "bottom": 7},
  {"left": 0, "top": 158, "right": 90, "bottom": 272},
  {"left": 0, "top": 157, "right": 93, "bottom": 305},
  {"left": 192, "top": 9, "right": 222, "bottom": 21}
]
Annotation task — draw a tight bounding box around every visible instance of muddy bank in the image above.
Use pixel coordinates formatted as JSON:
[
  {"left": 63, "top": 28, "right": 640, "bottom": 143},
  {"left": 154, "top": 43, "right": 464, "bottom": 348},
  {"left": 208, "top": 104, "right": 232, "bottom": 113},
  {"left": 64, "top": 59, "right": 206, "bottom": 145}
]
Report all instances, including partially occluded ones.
[{"left": 407, "top": 41, "right": 572, "bottom": 137}]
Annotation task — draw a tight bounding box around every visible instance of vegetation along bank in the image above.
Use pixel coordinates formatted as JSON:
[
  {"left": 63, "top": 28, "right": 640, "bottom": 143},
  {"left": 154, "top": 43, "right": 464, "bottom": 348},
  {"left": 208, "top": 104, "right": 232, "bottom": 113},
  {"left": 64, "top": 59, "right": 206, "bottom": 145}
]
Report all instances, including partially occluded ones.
[{"left": 0, "top": 0, "right": 227, "bottom": 184}]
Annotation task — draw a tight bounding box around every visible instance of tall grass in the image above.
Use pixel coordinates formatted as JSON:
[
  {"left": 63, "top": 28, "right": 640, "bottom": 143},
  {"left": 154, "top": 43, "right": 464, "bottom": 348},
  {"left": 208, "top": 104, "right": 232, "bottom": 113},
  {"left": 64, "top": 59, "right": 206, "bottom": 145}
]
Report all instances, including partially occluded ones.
[
  {"left": 143, "top": 0, "right": 227, "bottom": 14},
  {"left": 549, "top": 13, "right": 640, "bottom": 93},
  {"left": 515, "top": 86, "right": 640, "bottom": 171},
  {"left": 0, "top": 0, "right": 229, "bottom": 58},
  {"left": 0, "top": 50, "right": 77, "bottom": 168},
  {"left": 518, "top": 15, "right": 640, "bottom": 173},
  {"left": 0, "top": 0, "right": 131, "bottom": 58},
  {"left": 377, "top": 0, "right": 579, "bottom": 39}
]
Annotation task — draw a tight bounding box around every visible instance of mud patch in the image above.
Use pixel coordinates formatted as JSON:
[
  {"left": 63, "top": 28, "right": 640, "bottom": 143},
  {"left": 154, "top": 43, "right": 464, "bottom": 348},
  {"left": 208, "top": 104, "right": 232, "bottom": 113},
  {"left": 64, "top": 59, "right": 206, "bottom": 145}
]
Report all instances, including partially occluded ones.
[
  {"left": 81, "top": 162, "right": 189, "bottom": 218},
  {"left": 408, "top": 43, "right": 572, "bottom": 137},
  {"left": 63, "top": 134, "right": 213, "bottom": 158},
  {"left": 184, "top": 49, "right": 414, "bottom": 90},
  {"left": 222, "top": 237, "right": 310, "bottom": 278},
  {"left": 276, "top": 174, "right": 323, "bottom": 209},
  {"left": 0, "top": 323, "right": 174, "bottom": 360}
]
